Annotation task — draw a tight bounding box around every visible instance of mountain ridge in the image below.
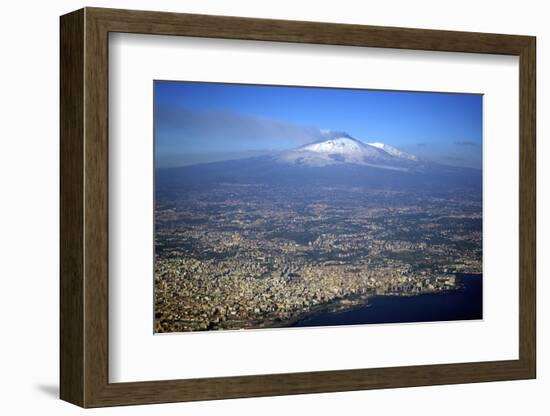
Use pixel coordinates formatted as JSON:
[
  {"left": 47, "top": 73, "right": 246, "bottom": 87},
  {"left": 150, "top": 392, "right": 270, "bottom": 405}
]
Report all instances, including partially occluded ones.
[
  {"left": 276, "top": 133, "right": 420, "bottom": 170},
  {"left": 156, "top": 134, "right": 481, "bottom": 196}
]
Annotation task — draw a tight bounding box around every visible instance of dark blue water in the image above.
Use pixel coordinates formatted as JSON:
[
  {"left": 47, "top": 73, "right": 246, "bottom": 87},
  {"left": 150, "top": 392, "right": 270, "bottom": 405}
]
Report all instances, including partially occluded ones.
[{"left": 293, "top": 273, "right": 482, "bottom": 328}]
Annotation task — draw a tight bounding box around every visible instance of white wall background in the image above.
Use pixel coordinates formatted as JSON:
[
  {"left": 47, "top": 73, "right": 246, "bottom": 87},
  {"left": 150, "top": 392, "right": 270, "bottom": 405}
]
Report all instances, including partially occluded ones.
[{"left": 0, "top": 0, "right": 545, "bottom": 414}]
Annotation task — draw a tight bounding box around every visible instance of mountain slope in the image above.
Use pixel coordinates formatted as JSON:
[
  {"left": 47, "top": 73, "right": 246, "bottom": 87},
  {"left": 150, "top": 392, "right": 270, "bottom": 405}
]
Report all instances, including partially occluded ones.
[
  {"left": 367, "top": 142, "right": 419, "bottom": 161},
  {"left": 156, "top": 133, "right": 481, "bottom": 195},
  {"left": 276, "top": 134, "right": 419, "bottom": 170}
]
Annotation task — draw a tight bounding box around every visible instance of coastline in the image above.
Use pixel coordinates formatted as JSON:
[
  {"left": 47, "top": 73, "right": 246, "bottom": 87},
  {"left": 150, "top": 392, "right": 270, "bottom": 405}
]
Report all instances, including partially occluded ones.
[
  {"left": 270, "top": 295, "right": 372, "bottom": 329},
  {"left": 158, "top": 273, "right": 482, "bottom": 332},
  {"left": 288, "top": 273, "right": 482, "bottom": 328}
]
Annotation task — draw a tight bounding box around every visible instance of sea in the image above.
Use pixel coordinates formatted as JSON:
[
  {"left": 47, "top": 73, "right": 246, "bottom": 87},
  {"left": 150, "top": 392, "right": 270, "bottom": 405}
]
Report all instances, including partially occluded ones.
[{"left": 292, "top": 273, "right": 482, "bottom": 328}]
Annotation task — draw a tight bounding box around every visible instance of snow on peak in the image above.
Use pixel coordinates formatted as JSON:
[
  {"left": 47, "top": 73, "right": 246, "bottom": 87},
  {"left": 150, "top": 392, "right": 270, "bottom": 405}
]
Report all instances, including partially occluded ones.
[
  {"left": 300, "top": 137, "right": 365, "bottom": 155},
  {"left": 275, "top": 132, "right": 420, "bottom": 171},
  {"left": 276, "top": 130, "right": 418, "bottom": 171},
  {"left": 319, "top": 129, "right": 353, "bottom": 139},
  {"left": 368, "top": 142, "right": 419, "bottom": 161}
]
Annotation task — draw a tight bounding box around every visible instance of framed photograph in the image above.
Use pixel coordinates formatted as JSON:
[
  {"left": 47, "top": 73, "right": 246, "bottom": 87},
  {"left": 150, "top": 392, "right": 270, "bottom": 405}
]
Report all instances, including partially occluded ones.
[{"left": 60, "top": 7, "right": 536, "bottom": 408}]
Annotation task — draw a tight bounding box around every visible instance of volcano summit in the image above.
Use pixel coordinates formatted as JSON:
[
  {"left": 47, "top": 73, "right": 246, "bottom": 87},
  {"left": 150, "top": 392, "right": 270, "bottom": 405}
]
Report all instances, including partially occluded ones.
[
  {"left": 276, "top": 132, "right": 419, "bottom": 170},
  {"left": 156, "top": 132, "right": 481, "bottom": 194}
]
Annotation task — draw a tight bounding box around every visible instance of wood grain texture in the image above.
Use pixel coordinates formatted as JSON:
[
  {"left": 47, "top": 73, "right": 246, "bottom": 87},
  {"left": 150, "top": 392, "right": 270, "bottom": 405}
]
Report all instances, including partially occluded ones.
[
  {"left": 59, "top": 7, "right": 537, "bottom": 408},
  {"left": 59, "top": 8, "right": 85, "bottom": 407},
  {"left": 518, "top": 38, "right": 536, "bottom": 375},
  {"left": 88, "top": 7, "right": 532, "bottom": 54},
  {"left": 83, "top": 10, "right": 110, "bottom": 406}
]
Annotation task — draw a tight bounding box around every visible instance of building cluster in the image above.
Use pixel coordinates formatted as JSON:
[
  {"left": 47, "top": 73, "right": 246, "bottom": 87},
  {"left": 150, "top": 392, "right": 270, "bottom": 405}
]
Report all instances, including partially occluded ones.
[
  {"left": 155, "top": 256, "right": 460, "bottom": 332},
  {"left": 154, "top": 184, "right": 482, "bottom": 332}
]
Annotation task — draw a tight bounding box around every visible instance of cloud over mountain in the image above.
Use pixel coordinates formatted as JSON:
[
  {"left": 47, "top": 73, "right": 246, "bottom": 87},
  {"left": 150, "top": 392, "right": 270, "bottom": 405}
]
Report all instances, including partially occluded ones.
[{"left": 155, "top": 106, "right": 325, "bottom": 147}]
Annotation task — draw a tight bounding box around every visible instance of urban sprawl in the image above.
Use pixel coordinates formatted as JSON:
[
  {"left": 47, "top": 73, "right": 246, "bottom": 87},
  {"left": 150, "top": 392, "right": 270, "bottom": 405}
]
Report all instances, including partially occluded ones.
[{"left": 154, "top": 184, "right": 482, "bottom": 332}]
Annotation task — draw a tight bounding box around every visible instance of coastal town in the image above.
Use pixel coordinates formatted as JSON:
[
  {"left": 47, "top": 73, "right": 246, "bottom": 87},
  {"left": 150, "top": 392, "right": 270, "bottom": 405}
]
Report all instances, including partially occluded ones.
[{"left": 154, "top": 183, "right": 482, "bottom": 333}]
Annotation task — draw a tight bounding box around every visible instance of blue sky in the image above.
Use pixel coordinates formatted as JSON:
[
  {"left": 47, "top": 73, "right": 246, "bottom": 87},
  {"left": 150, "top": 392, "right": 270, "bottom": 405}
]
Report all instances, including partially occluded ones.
[{"left": 154, "top": 81, "right": 482, "bottom": 168}]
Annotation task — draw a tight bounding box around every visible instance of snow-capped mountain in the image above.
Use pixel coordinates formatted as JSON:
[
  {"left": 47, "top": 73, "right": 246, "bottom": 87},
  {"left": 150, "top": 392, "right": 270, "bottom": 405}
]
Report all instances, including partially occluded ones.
[
  {"left": 157, "top": 130, "right": 481, "bottom": 194},
  {"left": 367, "top": 142, "right": 419, "bottom": 161},
  {"left": 276, "top": 133, "right": 418, "bottom": 170}
]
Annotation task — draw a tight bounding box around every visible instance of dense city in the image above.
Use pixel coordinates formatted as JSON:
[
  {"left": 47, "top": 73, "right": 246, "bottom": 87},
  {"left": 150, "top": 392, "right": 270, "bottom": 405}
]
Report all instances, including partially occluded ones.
[{"left": 154, "top": 183, "right": 482, "bottom": 332}]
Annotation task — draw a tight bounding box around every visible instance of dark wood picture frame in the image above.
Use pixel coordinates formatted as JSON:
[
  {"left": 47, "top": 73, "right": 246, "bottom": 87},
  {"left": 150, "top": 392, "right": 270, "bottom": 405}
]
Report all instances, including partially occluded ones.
[{"left": 60, "top": 7, "right": 536, "bottom": 408}]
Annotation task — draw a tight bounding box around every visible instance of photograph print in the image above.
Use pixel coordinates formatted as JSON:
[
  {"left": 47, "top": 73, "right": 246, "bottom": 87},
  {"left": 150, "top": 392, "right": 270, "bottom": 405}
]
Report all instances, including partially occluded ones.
[{"left": 154, "top": 81, "right": 483, "bottom": 333}]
